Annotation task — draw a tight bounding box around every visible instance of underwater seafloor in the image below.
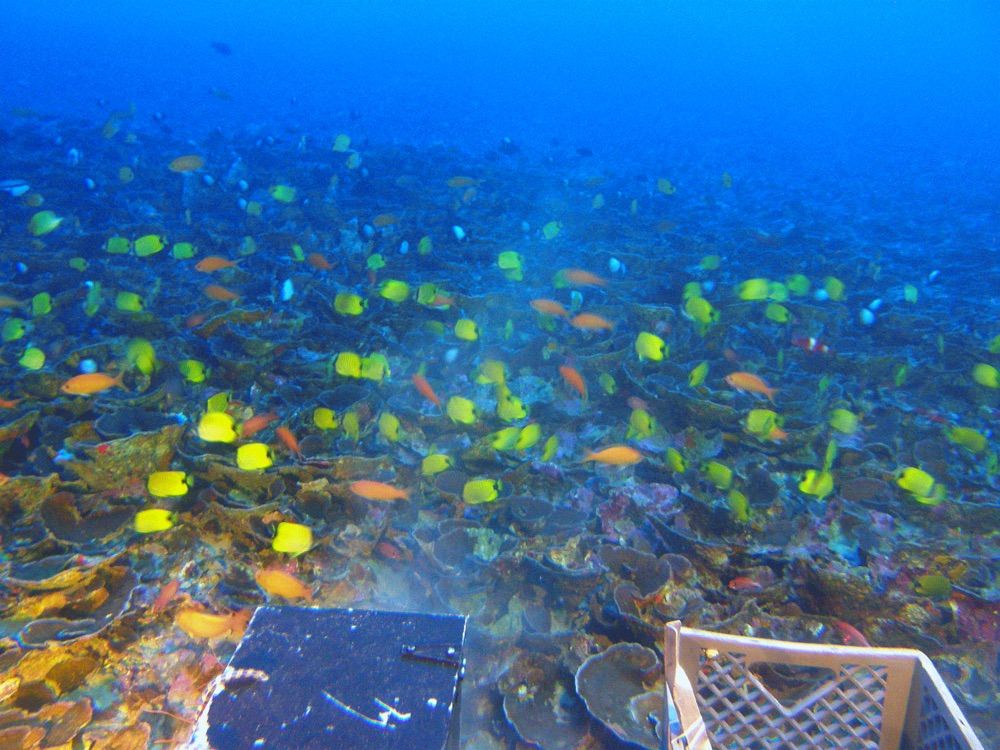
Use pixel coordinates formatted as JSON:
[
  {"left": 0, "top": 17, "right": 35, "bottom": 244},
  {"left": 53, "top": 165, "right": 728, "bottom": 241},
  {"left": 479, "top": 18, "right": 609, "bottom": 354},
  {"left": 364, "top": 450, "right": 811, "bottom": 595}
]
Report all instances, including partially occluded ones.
[{"left": 0, "top": 109, "right": 997, "bottom": 749}]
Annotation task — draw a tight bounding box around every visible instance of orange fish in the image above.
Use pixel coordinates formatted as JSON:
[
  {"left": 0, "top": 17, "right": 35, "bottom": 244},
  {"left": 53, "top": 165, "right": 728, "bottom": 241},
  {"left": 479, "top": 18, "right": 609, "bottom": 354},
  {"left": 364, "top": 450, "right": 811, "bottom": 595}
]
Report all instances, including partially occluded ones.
[
  {"left": 0, "top": 397, "right": 23, "bottom": 409},
  {"left": 728, "top": 576, "right": 763, "bottom": 592},
  {"left": 168, "top": 154, "right": 205, "bottom": 173},
  {"left": 530, "top": 298, "right": 569, "bottom": 317},
  {"left": 411, "top": 373, "right": 441, "bottom": 407},
  {"left": 275, "top": 426, "right": 301, "bottom": 456},
  {"left": 583, "top": 445, "right": 643, "bottom": 465},
  {"left": 150, "top": 580, "right": 181, "bottom": 615},
  {"left": 255, "top": 568, "right": 312, "bottom": 601},
  {"left": 101, "top": 106, "right": 133, "bottom": 140},
  {"left": 570, "top": 313, "right": 614, "bottom": 331},
  {"left": 60, "top": 372, "right": 125, "bottom": 396},
  {"left": 175, "top": 607, "right": 250, "bottom": 640},
  {"left": 0, "top": 295, "right": 25, "bottom": 310},
  {"left": 561, "top": 268, "right": 607, "bottom": 287},
  {"left": 349, "top": 480, "right": 410, "bottom": 501},
  {"left": 767, "top": 425, "right": 788, "bottom": 442},
  {"left": 375, "top": 539, "right": 412, "bottom": 561},
  {"left": 558, "top": 365, "right": 587, "bottom": 399},
  {"left": 195, "top": 255, "right": 240, "bottom": 272},
  {"left": 241, "top": 412, "right": 279, "bottom": 439},
  {"left": 306, "top": 252, "right": 332, "bottom": 270},
  {"left": 725, "top": 372, "right": 777, "bottom": 403},
  {"left": 371, "top": 213, "right": 399, "bottom": 228},
  {"left": 626, "top": 396, "right": 650, "bottom": 411},
  {"left": 203, "top": 284, "right": 240, "bottom": 302},
  {"left": 427, "top": 293, "right": 454, "bottom": 308},
  {"left": 834, "top": 620, "right": 871, "bottom": 647}
]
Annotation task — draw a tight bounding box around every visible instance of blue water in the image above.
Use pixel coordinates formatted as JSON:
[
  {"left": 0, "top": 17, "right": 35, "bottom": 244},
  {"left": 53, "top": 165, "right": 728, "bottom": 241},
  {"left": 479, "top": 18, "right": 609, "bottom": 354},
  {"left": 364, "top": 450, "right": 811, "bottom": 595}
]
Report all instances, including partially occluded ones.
[
  {"left": 5, "top": 1, "right": 998, "bottom": 156},
  {"left": 5, "top": 2, "right": 998, "bottom": 285}
]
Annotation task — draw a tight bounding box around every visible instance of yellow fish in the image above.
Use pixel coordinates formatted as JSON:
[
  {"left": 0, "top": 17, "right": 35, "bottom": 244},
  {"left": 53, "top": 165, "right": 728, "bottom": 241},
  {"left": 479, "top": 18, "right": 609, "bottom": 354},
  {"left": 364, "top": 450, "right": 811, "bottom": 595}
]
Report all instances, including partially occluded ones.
[
  {"left": 198, "top": 412, "right": 236, "bottom": 442},
  {"left": 125, "top": 338, "right": 158, "bottom": 375},
  {"left": 360, "top": 354, "right": 389, "bottom": 381},
  {"left": 342, "top": 411, "right": 361, "bottom": 442},
  {"left": 829, "top": 408, "right": 859, "bottom": 435},
  {"left": 147, "top": 471, "right": 190, "bottom": 497},
  {"left": 635, "top": 332, "right": 667, "bottom": 362},
  {"left": 744, "top": 409, "right": 779, "bottom": 439},
  {"left": 626, "top": 409, "right": 656, "bottom": 440},
  {"left": 378, "top": 411, "right": 401, "bottom": 442},
  {"left": 134, "top": 234, "right": 165, "bottom": 257},
  {"left": 272, "top": 521, "right": 312, "bottom": 555},
  {"left": 115, "top": 291, "right": 144, "bottom": 312},
  {"left": 421, "top": 453, "right": 453, "bottom": 476},
  {"left": 515, "top": 423, "right": 542, "bottom": 450},
  {"left": 541, "top": 435, "right": 559, "bottom": 462},
  {"left": 447, "top": 396, "right": 477, "bottom": 425},
  {"left": 179, "top": 359, "right": 207, "bottom": 383},
  {"left": 269, "top": 184, "right": 296, "bottom": 203},
  {"left": 335, "top": 351, "right": 363, "bottom": 378},
  {"left": 702, "top": 461, "right": 733, "bottom": 489},
  {"left": 736, "top": 278, "right": 769, "bottom": 301},
  {"left": 897, "top": 467, "right": 946, "bottom": 505},
  {"left": 786, "top": 274, "right": 810, "bottom": 296},
  {"left": 2, "top": 317, "right": 26, "bottom": 342},
  {"left": 947, "top": 426, "right": 986, "bottom": 453},
  {"left": 19, "top": 347, "right": 45, "bottom": 370},
  {"left": 799, "top": 470, "right": 833, "bottom": 498},
  {"left": 823, "top": 276, "right": 845, "bottom": 301},
  {"left": 28, "top": 210, "right": 62, "bottom": 237},
  {"left": 31, "top": 292, "right": 51, "bottom": 316},
  {"left": 541, "top": 221, "right": 562, "bottom": 240},
  {"left": 476, "top": 359, "right": 507, "bottom": 386},
  {"left": 727, "top": 489, "right": 749, "bottom": 522},
  {"left": 765, "top": 303, "right": 790, "bottom": 323},
  {"left": 379, "top": 280, "right": 410, "bottom": 303},
  {"left": 972, "top": 363, "right": 999, "bottom": 388},
  {"left": 684, "top": 296, "right": 719, "bottom": 330},
  {"left": 496, "top": 387, "right": 527, "bottom": 422},
  {"left": 455, "top": 319, "right": 479, "bottom": 342},
  {"left": 688, "top": 361, "right": 709, "bottom": 388},
  {"left": 313, "top": 407, "right": 338, "bottom": 430},
  {"left": 135, "top": 508, "right": 177, "bottom": 534},
  {"left": 334, "top": 293, "right": 367, "bottom": 316},
  {"left": 497, "top": 251, "right": 524, "bottom": 281},
  {"left": 237, "top": 443, "right": 273, "bottom": 470},
  {"left": 463, "top": 478, "right": 502, "bottom": 504},
  {"left": 490, "top": 427, "right": 520, "bottom": 451}
]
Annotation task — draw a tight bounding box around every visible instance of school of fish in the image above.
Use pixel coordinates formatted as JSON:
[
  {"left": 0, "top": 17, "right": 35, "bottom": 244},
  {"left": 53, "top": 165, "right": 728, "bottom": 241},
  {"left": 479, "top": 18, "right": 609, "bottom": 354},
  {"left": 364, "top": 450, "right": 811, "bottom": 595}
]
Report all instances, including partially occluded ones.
[{"left": 0, "top": 104, "right": 997, "bottom": 748}]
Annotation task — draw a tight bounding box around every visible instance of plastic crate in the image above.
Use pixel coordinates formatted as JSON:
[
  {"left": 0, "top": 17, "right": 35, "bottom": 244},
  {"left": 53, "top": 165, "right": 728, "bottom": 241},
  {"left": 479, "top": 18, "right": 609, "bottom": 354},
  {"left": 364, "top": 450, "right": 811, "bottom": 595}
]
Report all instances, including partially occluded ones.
[{"left": 661, "top": 621, "right": 985, "bottom": 750}]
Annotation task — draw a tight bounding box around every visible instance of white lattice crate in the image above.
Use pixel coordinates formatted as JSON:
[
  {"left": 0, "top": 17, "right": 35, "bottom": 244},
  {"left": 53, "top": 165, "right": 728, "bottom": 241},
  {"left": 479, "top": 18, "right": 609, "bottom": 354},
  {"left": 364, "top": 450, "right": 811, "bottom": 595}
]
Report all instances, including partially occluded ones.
[{"left": 661, "top": 621, "right": 985, "bottom": 750}]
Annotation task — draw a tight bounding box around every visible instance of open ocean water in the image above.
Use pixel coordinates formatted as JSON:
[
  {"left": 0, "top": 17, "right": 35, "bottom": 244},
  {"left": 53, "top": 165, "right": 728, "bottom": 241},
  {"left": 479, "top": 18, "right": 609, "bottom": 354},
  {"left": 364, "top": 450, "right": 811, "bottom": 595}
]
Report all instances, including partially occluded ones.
[{"left": 0, "top": 2, "right": 997, "bottom": 748}]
